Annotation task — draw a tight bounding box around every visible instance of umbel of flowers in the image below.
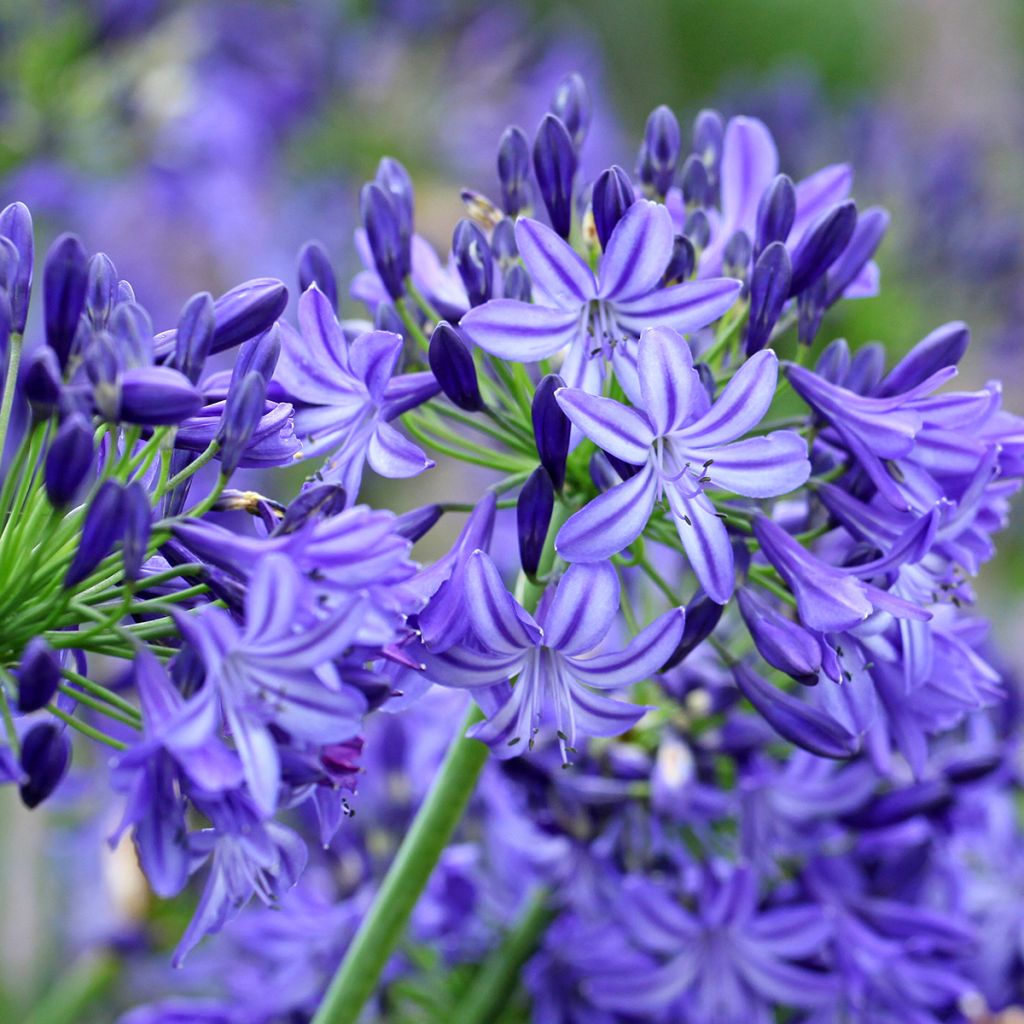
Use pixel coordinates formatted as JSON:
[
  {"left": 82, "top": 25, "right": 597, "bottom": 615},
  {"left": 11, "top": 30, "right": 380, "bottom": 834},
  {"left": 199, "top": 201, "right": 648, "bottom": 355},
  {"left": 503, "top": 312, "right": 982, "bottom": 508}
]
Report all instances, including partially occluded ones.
[{"left": 1, "top": 72, "right": 1022, "bottom": 1024}]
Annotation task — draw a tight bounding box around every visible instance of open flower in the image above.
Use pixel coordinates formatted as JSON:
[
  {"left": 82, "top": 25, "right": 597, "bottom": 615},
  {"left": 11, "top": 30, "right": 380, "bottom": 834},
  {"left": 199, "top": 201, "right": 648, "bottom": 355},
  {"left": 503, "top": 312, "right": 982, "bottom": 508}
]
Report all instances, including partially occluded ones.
[
  {"left": 555, "top": 326, "right": 810, "bottom": 601},
  {"left": 459, "top": 199, "right": 740, "bottom": 395}
]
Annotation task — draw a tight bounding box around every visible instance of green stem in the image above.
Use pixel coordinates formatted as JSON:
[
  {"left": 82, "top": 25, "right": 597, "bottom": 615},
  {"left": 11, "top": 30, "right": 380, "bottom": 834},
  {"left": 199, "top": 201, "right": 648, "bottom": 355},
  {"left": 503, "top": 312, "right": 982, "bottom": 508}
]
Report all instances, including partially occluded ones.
[
  {"left": 310, "top": 705, "right": 488, "bottom": 1024},
  {"left": 454, "top": 887, "right": 554, "bottom": 1024},
  {"left": 0, "top": 334, "right": 23, "bottom": 454}
]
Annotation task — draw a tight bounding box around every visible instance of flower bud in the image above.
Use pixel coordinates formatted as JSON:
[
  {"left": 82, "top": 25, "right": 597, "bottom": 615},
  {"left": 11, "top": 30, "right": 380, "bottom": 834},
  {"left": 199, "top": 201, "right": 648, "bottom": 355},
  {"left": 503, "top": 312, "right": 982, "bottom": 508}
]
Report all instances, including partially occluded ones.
[
  {"left": 45, "top": 413, "right": 94, "bottom": 507},
  {"left": 23, "top": 347, "right": 63, "bottom": 411},
  {"left": 789, "top": 200, "right": 857, "bottom": 297},
  {"left": 746, "top": 241, "right": 792, "bottom": 354},
  {"left": 679, "top": 155, "right": 711, "bottom": 209},
  {"left": 497, "top": 125, "right": 532, "bottom": 216},
  {"left": 43, "top": 233, "right": 89, "bottom": 368},
  {"left": 233, "top": 324, "right": 281, "bottom": 386},
  {"left": 723, "top": 229, "right": 752, "bottom": 279},
  {"left": 693, "top": 109, "right": 725, "bottom": 183},
  {"left": 361, "top": 183, "right": 409, "bottom": 300},
  {"left": 109, "top": 301, "right": 154, "bottom": 367},
  {"left": 173, "top": 291, "right": 216, "bottom": 384},
  {"left": 684, "top": 209, "right": 710, "bottom": 250},
  {"left": 211, "top": 278, "right": 288, "bottom": 354},
  {"left": 591, "top": 165, "right": 635, "bottom": 250},
  {"left": 120, "top": 366, "right": 203, "bottom": 426},
  {"left": 375, "top": 157, "right": 414, "bottom": 240},
  {"left": 824, "top": 206, "right": 889, "bottom": 307},
  {"left": 84, "top": 331, "right": 122, "bottom": 420},
  {"left": 428, "top": 321, "right": 483, "bottom": 412},
  {"left": 517, "top": 466, "right": 554, "bottom": 576},
  {"left": 298, "top": 240, "right": 338, "bottom": 312},
  {"left": 662, "top": 234, "right": 695, "bottom": 286},
  {"left": 637, "top": 105, "right": 681, "bottom": 198},
  {"left": 394, "top": 503, "right": 444, "bottom": 543},
  {"left": 217, "top": 371, "right": 267, "bottom": 476},
  {"left": 533, "top": 114, "right": 577, "bottom": 239},
  {"left": 754, "top": 174, "right": 796, "bottom": 258},
  {"left": 0, "top": 201, "right": 33, "bottom": 334},
  {"left": 661, "top": 593, "right": 724, "bottom": 670},
  {"left": 19, "top": 723, "right": 71, "bottom": 809},
  {"left": 85, "top": 253, "right": 118, "bottom": 328},
  {"left": 121, "top": 481, "right": 152, "bottom": 580},
  {"left": 503, "top": 265, "right": 532, "bottom": 302},
  {"left": 275, "top": 484, "right": 348, "bottom": 535},
  {"left": 490, "top": 219, "right": 518, "bottom": 266},
  {"left": 452, "top": 219, "right": 492, "bottom": 307},
  {"left": 532, "top": 374, "right": 569, "bottom": 490},
  {"left": 797, "top": 277, "right": 828, "bottom": 347},
  {"left": 16, "top": 638, "right": 62, "bottom": 713},
  {"left": 66, "top": 480, "right": 128, "bottom": 588},
  {"left": 550, "top": 72, "right": 590, "bottom": 149},
  {"left": 737, "top": 588, "right": 822, "bottom": 685},
  {"left": 877, "top": 321, "right": 969, "bottom": 397}
]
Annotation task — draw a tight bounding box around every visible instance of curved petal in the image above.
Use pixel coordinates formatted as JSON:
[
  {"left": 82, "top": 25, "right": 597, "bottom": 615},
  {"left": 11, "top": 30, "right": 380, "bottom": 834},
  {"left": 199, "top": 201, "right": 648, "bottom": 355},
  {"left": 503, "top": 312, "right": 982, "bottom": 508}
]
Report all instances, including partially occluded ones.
[
  {"left": 541, "top": 561, "right": 621, "bottom": 655},
  {"left": 349, "top": 330, "right": 402, "bottom": 402},
  {"left": 614, "top": 277, "right": 741, "bottom": 336},
  {"left": 245, "top": 553, "right": 301, "bottom": 641},
  {"left": 298, "top": 285, "right": 349, "bottom": 373},
  {"left": 693, "top": 431, "right": 810, "bottom": 497},
  {"left": 721, "top": 115, "right": 779, "bottom": 233},
  {"left": 638, "top": 326, "right": 700, "bottom": 435},
  {"left": 675, "top": 349, "right": 778, "bottom": 447},
  {"left": 514, "top": 217, "right": 596, "bottom": 308},
  {"left": 464, "top": 550, "right": 541, "bottom": 653},
  {"left": 225, "top": 710, "right": 280, "bottom": 816},
  {"left": 421, "top": 646, "right": 526, "bottom": 688},
  {"left": 555, "top": 388, "right": 654, "bottom": 463},
  {"left": 598, "top": 200, "right": 673, "bottom": 302},
  {"left": 566, "top": 607, "right": 686, "bottom": 687},
  {"left": 667, "top": 484, "right": 735, "bottom": 603},
  {"left": 556, "top": 462, "right": 658, "bottom": 562},
  {"left": 565, "top": 679, "right": 648, "bottom": 738},
  {"left": 460, "top": 299, "right": 580, "bottom": 361},
  {"left": 790, "top": 163, "right": 853, "bottom": 244},
  {"left": 367, "top": 421, "right": 434, "bottom": 479}
]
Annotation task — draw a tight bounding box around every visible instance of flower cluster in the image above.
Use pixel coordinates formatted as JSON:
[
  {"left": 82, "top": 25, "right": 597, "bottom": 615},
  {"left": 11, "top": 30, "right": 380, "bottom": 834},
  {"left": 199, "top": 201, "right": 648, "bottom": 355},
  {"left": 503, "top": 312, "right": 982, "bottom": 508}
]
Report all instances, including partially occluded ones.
[{"left": 2, "top": 71, "right": 1023, "bottom": 1024}]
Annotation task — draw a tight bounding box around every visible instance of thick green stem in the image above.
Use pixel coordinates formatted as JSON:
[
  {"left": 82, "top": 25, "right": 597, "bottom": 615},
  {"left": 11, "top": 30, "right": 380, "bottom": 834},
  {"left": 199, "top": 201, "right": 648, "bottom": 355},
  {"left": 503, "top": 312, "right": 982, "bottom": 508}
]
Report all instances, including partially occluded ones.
[
  {"left": 0, "top": 334, "right": 23, "bottom": 455},
  {"left": 311, "top": 705, "right": 488, "bottom": 1024}
]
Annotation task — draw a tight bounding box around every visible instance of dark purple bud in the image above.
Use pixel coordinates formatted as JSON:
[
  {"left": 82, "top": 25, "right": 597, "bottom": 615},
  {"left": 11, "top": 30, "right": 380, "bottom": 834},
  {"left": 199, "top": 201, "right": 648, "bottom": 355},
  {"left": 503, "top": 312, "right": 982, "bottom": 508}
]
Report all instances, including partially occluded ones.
[
  {"left": 592, "top": 165, "right": 635, "bottom": 250},
  {"left": 662, "top": 234, "right": 695, "bottom": 286},
  {"left": 746, "top": 242, "right": 791, "bottom": 354},
  {"left": 754, "top": 174, "right": 796, "bottom": 258},
  {"left": 23, "top": 348, "right": 63, "bottom": 411},
  {"left": 517, "top": 466, "right": 554, "bottom": 577},
  {"left": 789, "top": 200, "right": 857, "bottom": 297},
  {"left": 361, "top": 183, "right": 409, "bottom": 300},
  {"left": 661, "top": 593, "right": 723, "bottom": 670},
  {"left": 298, "top": 240, "right": 339, "bottom": 312},
  {"left": 503, "top": 265, "right": 532, "bottom": 302},
  {"left": 533, "top": 114, "right": 577, "bottom": 240},
  {"left": 588, "top": 451, "right": 619, "bottom": 492},
  {"left": 276, "top": 484, "right": 347, "bottom": 535},
  {"left": 550, "top": 72, "right": 590, "bottom": 149},
  {"left": 16, "top": 638, "right": 62, "bottom": 713},
  {"left": 86, "top": 253, "right": 118, "bottom": 328},
  {"left": 532, "top": 374, "right": 569, "bottom": 490},
  {"left": 737, "top": 589, "right": 821, "bottom": 685},
  {"left": 844, "top": 342, "right": 885, "bottom": 394},
  {"left": 0, "top": 201, "right": 34, "bottom": 334},
  {"left": 233, "top": 325, "right": 281, "bottom": 385},
  {"left": 878, "top": 321, "right": 969, "bottom": 397},
  {"left": 19, "top": 723, "right": 70, "bottom": 808},
  {"left": 428, "top": 321, "right": 483, "bottom": 412},
  {"left": 109, "top": 302, "right": 154, "bottom": 367},
  {"left": 173, "top": 292, "right": 216, "bottom": 384},
  {"left": 45, "top": 413, "right": 94, "bottom": 507},
  {"left": 679, "top": 155, "right": 711, "bottom": 208},
  {"left": 120, "top": 366, "right": 202, "bottom": 426},
  {"left": 43, "top": 233, "right": 89, "bottom": 368},
  {"left": 637, "top": 105, "right": 681, "bottom": 198},
  {"left": 723, "top": 230, "right": 752, "bottom": 279},
  {"left": 693, "top": 109, "right": 725, "bottom": 178},
  {"left": 211, "top": 278, "right": 288, "bottom": 355},
  {"left": 603, "top": 449, "right": 641, "bottom": 482},
  {"left": 841, "top": 779, "right": 951, "bottom": 829},
  {"left": 121, "top": 481, "right": 152, "bottom": 580},
  {"left": 797, "top": 277, "right": 828, "bottom": 346},
  {"left": 66, "top": 480, "right": 127, "bottom": 587},
  {"left": 732, "top": 662, "right": 858, "bottom": 759},
  {"left": 497, "top": 126, "right": 532, "bottom": 216},
  {"left": 84, "top": 332, "right": 122, "bottom": 420},
  {"left": 684, "top": 209, "right": 710, "bottom": 249},
  {"left": 394, "top": 503, "right": 443, "bottom": 543},
  {"left": 824, "top": 206, "right": 889, "bottom": 307},
  {"left": 452, "top": 219, "right": 492, "bottom": 307},
  {"left": 217, "top": 371, "right": 267, "bottom": 475},
  {"left": 375, "top": 157, "right": 414, "bottom": 239},
  {"left": 490, "top": 219, "right": 518, "bottom": 265},
  {"left": 815, "top": 338, "right": 851, "bottom": 383},
  {"left": 943, "top": 751, "right": 1002, "bottom": 785}
]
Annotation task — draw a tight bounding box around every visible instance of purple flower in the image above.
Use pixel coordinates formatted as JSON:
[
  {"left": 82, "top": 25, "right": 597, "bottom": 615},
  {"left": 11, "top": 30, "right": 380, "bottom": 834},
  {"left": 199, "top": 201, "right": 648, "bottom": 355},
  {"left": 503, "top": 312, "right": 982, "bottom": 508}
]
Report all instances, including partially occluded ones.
[
  {"left": 555, "top": 327, "right": 810, "bottom": 601},
  {"left": 459, "top": 199, "right": 741, "bottom": 394},
  {"left": 274, "top": 287, "right": 436, "bottom": 500},
  {"left": 422, "top": 552, "right": 684, "bottom": 760}
]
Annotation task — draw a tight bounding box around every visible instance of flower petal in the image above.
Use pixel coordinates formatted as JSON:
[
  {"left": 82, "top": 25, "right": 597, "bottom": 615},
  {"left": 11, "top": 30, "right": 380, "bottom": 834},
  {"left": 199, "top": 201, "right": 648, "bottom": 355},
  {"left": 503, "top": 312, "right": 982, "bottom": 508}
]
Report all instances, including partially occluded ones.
[
  {"left": 422, "top": 646, "right": 527, "bottom": 688},
  {"left": 598, "top": 200, "right": 673, "bottom": 301},
  {"left": 556, "top": 462, "right": 658, "bottom": 562},
  {"left": 637, "top": 326, "right": 700, "bottom": 435},
  {"left": 666, "top": 484, "right": 735, "bottom": 603},
  {"left": 565, "top": 680, "right": 648, "bottom": 738},
  {"left": 790, "top": 163, "right": 853, "bottom": 244},
  {"left": 721, "top": 116, "right": 779, "bottom": 234},
  {"left": 613, "top": 277, "right": 741, "bottom": 335},
  {"left": 464, "top": 550, "right": 542, "bottom": 653},
  {"left": 566, "top": 607, "right": 686, "bottom": 687},
  {"left": 514, "top": 216, "right": 596, "bottom": 308},
  {"left": 541, "top": 561, "right": 621, "bottom": 655},
  {"left": 459, "top": 299, "right": 580, "bottom": 361},
  {"left": 694, "top": 431, "right": 810, "bottom": 497},
  {"left": 367, "top": 421, "right": 434, "bottom": 479},
  {"left": 555, "top": 388, "right": 654, "bottom": 462},
  {"left": 349, "top": 330, "right": 402, "bottom": 403}
]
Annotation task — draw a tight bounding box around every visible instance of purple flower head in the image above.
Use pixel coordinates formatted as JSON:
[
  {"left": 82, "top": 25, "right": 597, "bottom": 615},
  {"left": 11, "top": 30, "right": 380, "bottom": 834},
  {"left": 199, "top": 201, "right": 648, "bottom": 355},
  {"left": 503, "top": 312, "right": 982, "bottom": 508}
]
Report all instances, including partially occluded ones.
[
  {"left": 423, "top": 551, "right": 684, "bottom": 761},
  {"left": 460, "top": 199, "right": 741, "bottom": 395},
  {"left": 555, "top": 328, "right": 810, "bottom": 602}
]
